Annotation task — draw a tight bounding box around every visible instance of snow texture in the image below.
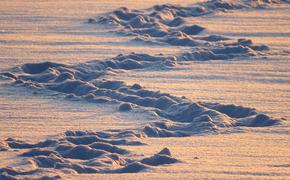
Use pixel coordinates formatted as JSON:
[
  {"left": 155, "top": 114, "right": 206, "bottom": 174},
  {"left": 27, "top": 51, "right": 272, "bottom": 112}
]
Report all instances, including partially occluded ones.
[{"left": 0, "top": 0, "right": 288, "bottom": 178}]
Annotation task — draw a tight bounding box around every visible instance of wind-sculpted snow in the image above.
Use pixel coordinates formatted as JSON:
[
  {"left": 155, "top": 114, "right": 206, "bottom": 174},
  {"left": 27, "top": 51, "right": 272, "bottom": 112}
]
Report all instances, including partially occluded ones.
[
  {"left": 0, "top": 51, "right": 283, "bottom": 179},
  {"left": 0, "top": 56, "right": 283, "bottom": 180},
  {"left": 0, "top": 53, "right": 282, "bottom": 134},
  {"left": 89, "top": 0, "right": 288, "bottom": 60},
  {"left": 0, "top": 1, "right": 288, "bottom": 178},
  {"left": 0, "top": 95, "right": 280, "bottom": 178},
  {"left": 94, "top": 0, "right": 289, "bottom": 28},
  {"left": 1, "top": 131, "right": 179, "bottom": 178}
]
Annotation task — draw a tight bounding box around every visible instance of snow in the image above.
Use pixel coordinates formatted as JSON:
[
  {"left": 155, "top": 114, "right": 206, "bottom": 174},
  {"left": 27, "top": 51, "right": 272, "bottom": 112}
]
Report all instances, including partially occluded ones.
[{"left": 0, "top": 0, "right": 289, "bottom": 179}]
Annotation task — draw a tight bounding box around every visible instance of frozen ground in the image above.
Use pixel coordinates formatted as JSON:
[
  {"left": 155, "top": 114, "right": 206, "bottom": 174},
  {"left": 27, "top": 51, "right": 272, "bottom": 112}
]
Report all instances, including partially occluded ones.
[{"left": 0, "top": 0, "right": 290, "bottom": 179}]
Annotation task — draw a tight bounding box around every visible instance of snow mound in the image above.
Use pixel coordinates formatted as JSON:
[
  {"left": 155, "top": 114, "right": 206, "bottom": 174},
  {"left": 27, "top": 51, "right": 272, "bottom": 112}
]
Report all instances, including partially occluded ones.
[
  {"left": 141, "top": 148, "right": 179, "bottom": 166},
  {"left": 113, "top": 162, "right": 151, "bottom": 173},
  {"left": 0, "top": 1, "right": 287, "bottom": 178},
  {"left": 0, "top": 60, "right": 283, "bottom": 176},
  {"left": 7, "top": 138, "right": 58, "bottom": 149},
  {"left": 89, "top": 0, "right": 288, "bottom": 60},
  {"left": 89, "top": 142, "right": 129, "bottom": 154},
  {"left": 1, "top": 133, "right": 179, "bottom": 177},
  {"left": 1, "top": 52, "right": 282, "bottom": 135}
]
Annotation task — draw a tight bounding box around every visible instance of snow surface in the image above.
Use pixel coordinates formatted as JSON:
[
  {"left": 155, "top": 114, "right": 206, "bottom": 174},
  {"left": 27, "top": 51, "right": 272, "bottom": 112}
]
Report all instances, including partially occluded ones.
[{"left": 0, "top": 0, "right": 290, "bottom": 179}]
